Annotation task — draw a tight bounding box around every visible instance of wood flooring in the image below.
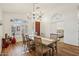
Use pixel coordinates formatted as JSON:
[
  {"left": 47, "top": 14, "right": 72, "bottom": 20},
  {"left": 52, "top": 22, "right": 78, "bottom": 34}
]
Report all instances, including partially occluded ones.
[{"left": 0, "top": 42, "right": 79, "bottom": 56}]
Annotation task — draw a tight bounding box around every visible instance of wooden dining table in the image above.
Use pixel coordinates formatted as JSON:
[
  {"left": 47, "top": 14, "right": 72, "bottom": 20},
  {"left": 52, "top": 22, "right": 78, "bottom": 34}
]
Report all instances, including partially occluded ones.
[
  {"left": 28, "top": 35, "right": 59, "bottom": 55},
  {"left": 34, "top": 35, "right": 58, "bottom": 46},
  {"left": 28, "top": 35, "right": 59, "bottom": 45}
]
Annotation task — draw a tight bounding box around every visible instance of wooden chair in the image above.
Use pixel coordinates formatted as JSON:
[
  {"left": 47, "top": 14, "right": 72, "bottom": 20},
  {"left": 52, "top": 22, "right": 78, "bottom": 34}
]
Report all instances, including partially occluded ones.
[
  {"left": 22, "top": 33, "right": 26, "bottom": 45},
  {"left": 49, "top": 33, "right": 58, "bottom": 55},
  {"left": 2, "top": 38, "right": 9, "bottom": 48},
  {"left": 40, "top": 33, "right": 45, "bottom": 37},
  {"left": 25, "top": 35, "right": 29, "bottom": 42},
  {"left": 26, "top": 35, "right": 35, "bottom": 53},
  {"left": 34, "top": 37, "right": 51, "bottom": 56}
]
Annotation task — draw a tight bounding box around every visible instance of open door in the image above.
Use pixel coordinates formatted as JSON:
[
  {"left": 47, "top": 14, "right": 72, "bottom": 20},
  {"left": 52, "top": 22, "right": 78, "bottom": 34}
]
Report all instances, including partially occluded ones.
[{"left": 35, "top": 21, "right": 40, "bottom": 36}]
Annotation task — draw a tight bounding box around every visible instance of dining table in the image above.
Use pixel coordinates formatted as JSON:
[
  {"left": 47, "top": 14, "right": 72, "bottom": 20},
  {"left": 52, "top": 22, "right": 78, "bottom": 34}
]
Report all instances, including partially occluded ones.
[
  {"left": 28, "top": 35, "right": 59, "bottom": 45},
  {"left": 34, "top": 36, "right": 58, "bottom": 45},
  {"left": 27, "top": 35, "right": 59, "bottom": 55}
]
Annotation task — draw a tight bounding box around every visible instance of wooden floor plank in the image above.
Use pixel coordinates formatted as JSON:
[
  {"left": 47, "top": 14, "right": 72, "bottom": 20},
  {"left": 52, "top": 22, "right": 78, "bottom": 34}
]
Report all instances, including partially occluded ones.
[{"left": 1, "top": 42, "right": 79, "bottom": 56}]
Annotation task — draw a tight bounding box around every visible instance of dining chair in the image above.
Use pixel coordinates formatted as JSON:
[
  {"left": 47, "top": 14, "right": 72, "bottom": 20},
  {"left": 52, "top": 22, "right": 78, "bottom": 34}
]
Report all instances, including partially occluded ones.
[
  {"left": 49, "top": 33, "right": 58, "bottom": 55},
  {"left": 25, "top": 35, "right": 29, "bottom": 41},
  {"left": 22, "top": 33, "right": 26, "bottom": 45},
  {"left": 26, "top": 35, "right": 35, "bottom": 55},
  {"left": 34, "top": 37, "right": 51, "bottom": 56},
  {"left": 26, "top": 39, "right": 32, "bottom": 53},
  {"left": 40, "top": 33, "right": 45, "bottom": 37}
]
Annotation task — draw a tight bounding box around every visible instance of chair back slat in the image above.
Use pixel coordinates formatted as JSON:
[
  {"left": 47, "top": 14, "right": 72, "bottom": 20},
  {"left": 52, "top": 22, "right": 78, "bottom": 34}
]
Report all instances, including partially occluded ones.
[{"left": 50, "top": 34, "right": 58, "bottom": 40}]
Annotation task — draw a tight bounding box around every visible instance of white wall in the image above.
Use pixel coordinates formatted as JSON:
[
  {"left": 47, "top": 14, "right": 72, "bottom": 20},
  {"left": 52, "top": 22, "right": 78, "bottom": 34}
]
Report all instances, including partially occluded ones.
[
  {"left": 0, "top": 9, "right": 3, "bottom": 53},
  {"left": 64, "top": 6, "right": 79, "bottom": 46},
  {"left": 40, "top": 11, "right": 64, "bottom": 38},
  {"left": 3, "top": 12, "right": 28, "bottom": 42},
  {"left": 57, "top": 21, "right": 64, "bottom": 30}
]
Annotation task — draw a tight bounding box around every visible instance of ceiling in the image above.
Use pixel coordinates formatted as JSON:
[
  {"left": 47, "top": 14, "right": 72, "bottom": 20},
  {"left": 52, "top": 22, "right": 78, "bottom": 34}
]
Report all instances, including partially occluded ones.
[
  {"left": 0, "top": 3, "right": 79, "bottom": 13},
  {"left": 0, "top": 3, "right": 33, "bottom": 13}
]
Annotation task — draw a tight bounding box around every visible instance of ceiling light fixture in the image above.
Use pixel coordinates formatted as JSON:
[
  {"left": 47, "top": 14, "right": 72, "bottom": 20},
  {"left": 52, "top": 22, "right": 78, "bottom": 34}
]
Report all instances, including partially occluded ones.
[{"left": 32, "top": 3, "right": 42, "bottom": 22}]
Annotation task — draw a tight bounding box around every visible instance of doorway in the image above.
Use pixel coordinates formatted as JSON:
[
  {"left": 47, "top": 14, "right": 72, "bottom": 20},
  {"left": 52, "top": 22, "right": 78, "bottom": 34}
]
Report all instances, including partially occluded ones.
[
  {"left": 35, "top": 21, "right": 40, "bottom": 36},
  {"left": 11, "top": 18, "right": 27, "bottom": 42}
]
